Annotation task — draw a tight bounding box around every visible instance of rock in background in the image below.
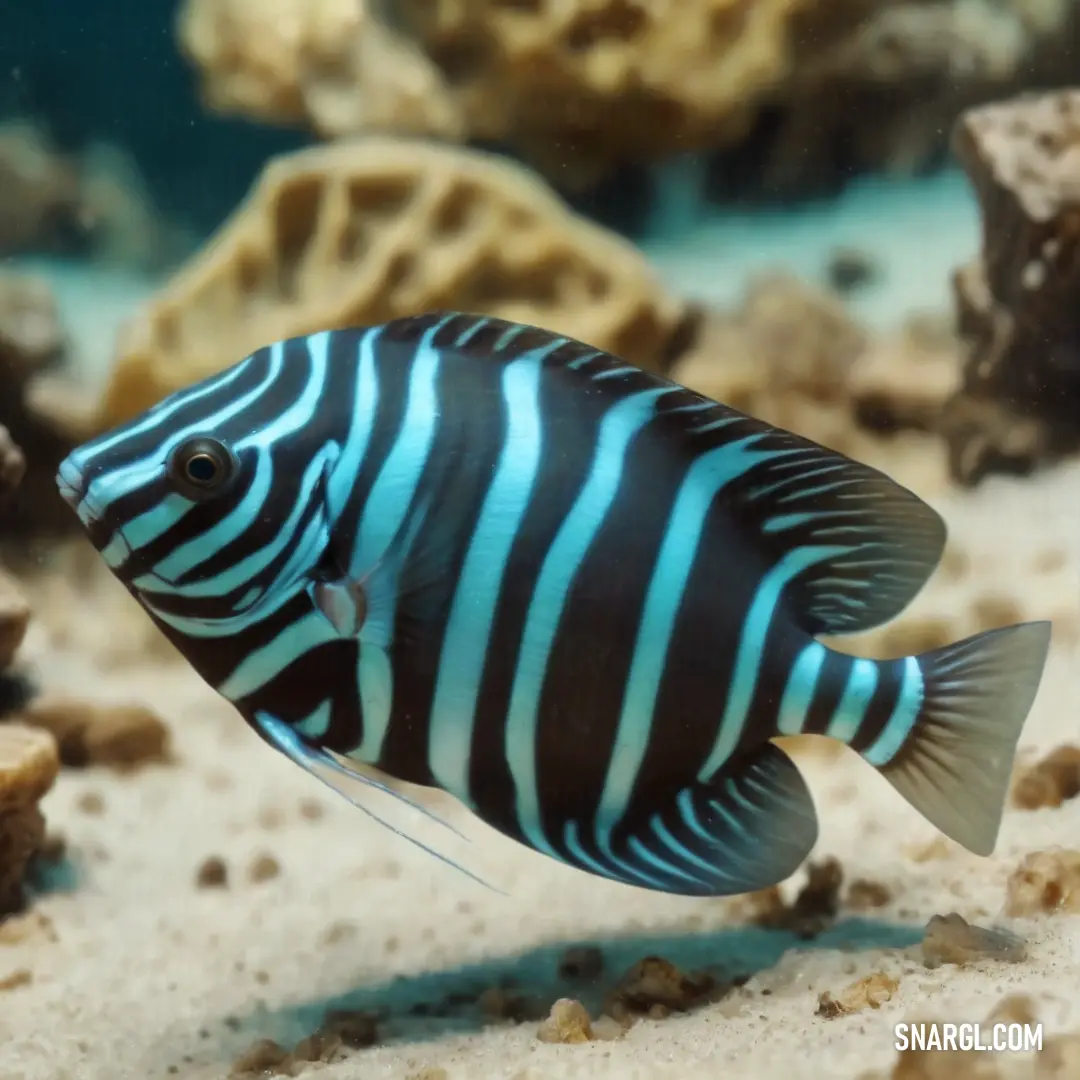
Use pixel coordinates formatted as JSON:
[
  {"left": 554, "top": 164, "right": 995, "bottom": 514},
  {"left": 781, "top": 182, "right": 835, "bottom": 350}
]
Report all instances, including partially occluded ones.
[
  {"left": 1, "top": 0, "right": 1078, "bottom": 529},
  {"left": 177, "top": 0, "right": 1079, "bottom": 201}
]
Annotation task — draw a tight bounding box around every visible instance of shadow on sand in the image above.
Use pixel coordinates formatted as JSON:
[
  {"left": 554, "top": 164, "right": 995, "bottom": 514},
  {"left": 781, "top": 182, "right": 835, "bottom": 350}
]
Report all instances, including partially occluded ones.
[{"left": 211, "top": 915, "right": 921, "bottom": 1058}]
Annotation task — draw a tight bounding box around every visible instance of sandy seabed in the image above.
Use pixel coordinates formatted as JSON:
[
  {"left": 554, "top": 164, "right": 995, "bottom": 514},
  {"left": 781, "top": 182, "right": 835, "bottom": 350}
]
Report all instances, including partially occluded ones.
[
  {"left": 1, "top": 175, "right": 1079, "bottom": 1080},
  {"left": 1, "top": 457, "right": 1078, "bottom": 1080}
]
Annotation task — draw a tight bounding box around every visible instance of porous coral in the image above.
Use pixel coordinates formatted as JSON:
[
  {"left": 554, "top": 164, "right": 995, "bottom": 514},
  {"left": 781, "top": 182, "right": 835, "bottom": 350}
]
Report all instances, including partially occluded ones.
[
  {"left": 94, "top": 138, "right": 690, "bottom": 429},
  {"left": 393, "top": 0, "right": 814, "bottom": 187},
  {"left": 0, "top": 427, "right": 25, "bottom": 515},
  {"left": 944, "top": 88, "right": 1080, "bottom": 484},
  {"left": 0, "top": 273, "right": 78, "bottom": 532},
  {"left": 178, "top": 0, "right": 817, "bottom": 188},
  {"left": 178, "top": 0, "right": 462, "bottom": 140},
  {"left": 177, "top": 0, "right": 1075, "bottom": 199}
]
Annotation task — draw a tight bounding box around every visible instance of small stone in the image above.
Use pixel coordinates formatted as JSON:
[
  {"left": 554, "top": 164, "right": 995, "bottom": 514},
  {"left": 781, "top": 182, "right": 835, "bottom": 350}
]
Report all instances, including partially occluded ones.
[
  {"left": 229, "top": 1038, "right": 292, "bottom": 1077},
  {"left": 196, "top": 856, "right": 228, "bottom": 889},
  {"left": 1005, "top": 849, "right": 1080, "bottom": 916},
  {"left": 76, "top": 791, "right": 105, "bottom": 816},
  {"left": 816, "top": 973, "right": 898, "bottom": 1018},
  {"left": 0, "top": 967, "right": 31, "bottom": 991},
  {"left": 248, "top": 853, "right": 280, "bottom": 883},
  {"left": 846, "top": 879, "right": 892, "bottom": 910},
  {"left": 15, "top": 695, "right": 171, "bottom": 771},
  {"left": 536, "top": 998, "right": 594, "bottom": 1044},
  {"left": 1012, "top": 746, "right": 1080, "bottom": 810},
  {"left": 921, "top": 912, "right": 1027, "bottom": 968}
]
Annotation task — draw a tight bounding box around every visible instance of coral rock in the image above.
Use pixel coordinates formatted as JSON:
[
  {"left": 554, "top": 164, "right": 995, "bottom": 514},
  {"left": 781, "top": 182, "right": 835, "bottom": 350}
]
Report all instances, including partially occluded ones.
[
  {"left": 849, "top": 317, "right": 963, "bottom": 434},
  {"left": 0, "top": 272, "right": 79, "bottom": 533},
  {"left": 0, "top": 571, "right": 30, "bottom": 675},
  {"left": 396, "top": 0, "right": 812, "bottom": 186},
  {"left": 178, "top": 0, "right": 462, "bottom": 141},
  {"left": 604, "top": 955, "right": 721, "bottom": 1021},
  {"left": 0, "top": 122, "right": 168, "bottom": 269},
  {"left": 177, "top": 0, "right": 1076, "bottom": 198},
  {"left": 0, "top": 273, "right": 66, "bottom": 382},
  {"left": 0, "top": 427, "right": 26, "bottom": 513},
  {"left": 0, "top": 123, "right": 80, "bottom": 256},
  {"left": 673, "top": 273, "right": 866, "bottom": 408},
  {"left": 945, "top": 89, "right": 1080, "bottom": 485},
  {"left": 179, "top": 0, "right": 813, "bottom": 187},
  {"left": 14, "top": 696, "right": 171, "bottom": 772},
  {"left": 0, "top": 724, "right": 60, "bottom": 916},
  {"left": 1005, "top": 849, "right": 1080, "bottom": 916},
  {"left": 96, "top": 138, "right": 688, "bottom": 428},
  {"left": 731, "top": 0, "right": 1075, "bottom": 202}
]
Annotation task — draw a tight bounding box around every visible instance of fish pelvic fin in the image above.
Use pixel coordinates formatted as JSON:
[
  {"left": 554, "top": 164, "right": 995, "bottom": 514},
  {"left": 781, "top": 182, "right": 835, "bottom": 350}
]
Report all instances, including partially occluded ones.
[
  {"left": 576, "top": 743, "right": 818, "bottom": 897},
  {"left": 252, "top": 711, "right": 504, "bottom": 894},
  {"left": 864, "top": 621, "right": 1052, "bottom": 857}
]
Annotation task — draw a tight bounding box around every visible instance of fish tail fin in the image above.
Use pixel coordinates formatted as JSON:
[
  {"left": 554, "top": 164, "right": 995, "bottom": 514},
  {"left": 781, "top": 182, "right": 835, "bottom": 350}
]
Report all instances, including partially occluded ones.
[{"left": 865, "top": 621, "right": 1052, "bottom": 856}]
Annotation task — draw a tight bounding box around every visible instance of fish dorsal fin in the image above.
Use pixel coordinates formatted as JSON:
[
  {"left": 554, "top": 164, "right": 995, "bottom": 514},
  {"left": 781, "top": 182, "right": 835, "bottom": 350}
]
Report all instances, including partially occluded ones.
[
  {"left": 728, "top": 427, "right": 947, "bottom": 636},
  {"left": 567, "top": 743, "right": 818, "bottom": 897},
  {"left": 382, "top": 310, "right": 597, "bottom": 369}
]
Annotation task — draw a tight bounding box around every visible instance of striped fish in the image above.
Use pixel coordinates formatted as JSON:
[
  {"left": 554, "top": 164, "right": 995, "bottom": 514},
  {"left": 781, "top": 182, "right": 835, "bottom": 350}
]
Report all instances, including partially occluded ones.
[{"left": 56, "top": 312, "right": 1051, "bottom": 897}]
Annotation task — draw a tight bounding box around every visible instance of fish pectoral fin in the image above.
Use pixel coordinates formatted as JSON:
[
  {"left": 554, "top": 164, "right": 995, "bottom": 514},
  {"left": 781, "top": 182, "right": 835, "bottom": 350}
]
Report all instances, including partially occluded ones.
[
  {"left": 741, "top": 441, "right": 947, "bottom": 636},
  {"left": 588, "top": 743, "right": 819, "bottom": 897},
  {"left": 250, "top": 710, "right": 501, "bottom": 893},
  {"left": 309, "top": 576, "right": 367, "bottom": 637},
  {"left": 308, "top": 486, "right": 447, "bottom": 647}
]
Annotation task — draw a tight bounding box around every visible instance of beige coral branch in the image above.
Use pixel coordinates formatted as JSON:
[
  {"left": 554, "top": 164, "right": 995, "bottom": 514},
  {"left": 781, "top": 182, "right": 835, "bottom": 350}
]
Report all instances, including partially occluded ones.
[
  {"left": 178, "top": 0, "right": 813, "bottom": 186},
  {"left": 177, "top": 0, "right": 463, "bottom": 139},
  {"left": 96, "top": 138, "right": 688, "bottom": 429}
]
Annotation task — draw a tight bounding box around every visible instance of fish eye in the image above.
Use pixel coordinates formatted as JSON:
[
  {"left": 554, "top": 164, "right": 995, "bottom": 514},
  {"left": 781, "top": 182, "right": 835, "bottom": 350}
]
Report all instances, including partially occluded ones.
[{"left": 167, "top": 437, "right": 237, "bottom": 500}]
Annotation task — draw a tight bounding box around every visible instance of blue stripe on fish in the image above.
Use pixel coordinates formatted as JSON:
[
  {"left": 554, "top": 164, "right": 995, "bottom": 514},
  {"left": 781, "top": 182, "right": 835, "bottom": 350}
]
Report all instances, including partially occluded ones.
[
  {"left": 826, "top": 658, "right": 880, "bottom": 742},
  {"left": 504, "top": 384, "right": 674, "bottom": 860},
  {"left": 864, "top": 656, "right": 924, "bottom": 766},
  {"left": 698, "top": 543, "right": 855, "bottom": 780},
  {"left": 350, "top": 316, "right": 451, "bottom": 579},
  {"left": 428, "top": 346, "right": 552, "bottom": 803},
  {"left": 594, "top": 432, "right": 791, "bottom": 869},
  {"left": 326, "top": 328, "right": 381, "bottom": 526},
  {"left": 777, "top": 641, "right": 827, "bottom": 736}
]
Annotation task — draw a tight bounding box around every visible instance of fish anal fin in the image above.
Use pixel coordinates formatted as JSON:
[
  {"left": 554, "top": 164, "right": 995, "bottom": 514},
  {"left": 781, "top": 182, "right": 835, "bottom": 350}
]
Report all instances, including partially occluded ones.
[
  {"left": 586, "top": 743, "right": 818, "bottom": 897},
  {"left": 743, "top": 445, "right": 947, "bottom": 636}
]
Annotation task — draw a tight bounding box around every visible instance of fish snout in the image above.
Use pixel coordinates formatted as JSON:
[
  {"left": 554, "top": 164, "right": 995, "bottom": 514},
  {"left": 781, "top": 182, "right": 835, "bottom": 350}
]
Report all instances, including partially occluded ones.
[
  {"left": 56, "top": 458, "right": 110, "bottom": 549},
  {"left": 56, "top": 457, "right": 86, "bottom": 511}
]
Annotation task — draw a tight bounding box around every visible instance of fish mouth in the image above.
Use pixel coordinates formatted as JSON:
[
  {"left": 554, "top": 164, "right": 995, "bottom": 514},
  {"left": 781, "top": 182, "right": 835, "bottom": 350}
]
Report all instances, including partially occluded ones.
[
  {"left": 56, "top": 458, "right": 86, "bottom": 510},
  {"left": 56, "top": 457, "right": 106, "bottom": 535}
]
